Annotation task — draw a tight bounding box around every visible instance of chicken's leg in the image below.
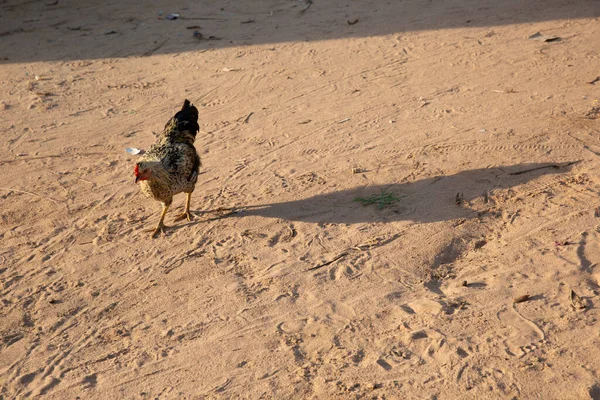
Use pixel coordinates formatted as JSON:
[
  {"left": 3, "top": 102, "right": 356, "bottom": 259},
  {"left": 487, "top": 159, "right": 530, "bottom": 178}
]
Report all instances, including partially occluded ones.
[
  {"left": 149, "top": 203, "right": 169, "bottom": 238},
  {"left": 174, "top": 192, "right": 193, "bottom": 222}
]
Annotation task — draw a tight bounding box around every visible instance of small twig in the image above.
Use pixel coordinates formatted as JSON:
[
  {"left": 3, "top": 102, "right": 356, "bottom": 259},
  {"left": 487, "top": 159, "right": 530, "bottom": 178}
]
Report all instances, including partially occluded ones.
[
  {"left": 587, "top": 76, "right": 600, "bottom": 85},
  {"left": 243, "top": 112, "right": 254, "bottom": 124},
  {"left": 307, "top": 252, "right": 348, "bottom": 271},
  {"left": 508, "top": 160, "right": 581, "bottom": 175},
  {"left": 299, "top": 0, "right": 313, "bottom": 14},
  {"left": 69, "top": 108, "right": 96, "bottom": 117},
  {"left": 0, "top": 187, "right": 62, "bottom": 205}
]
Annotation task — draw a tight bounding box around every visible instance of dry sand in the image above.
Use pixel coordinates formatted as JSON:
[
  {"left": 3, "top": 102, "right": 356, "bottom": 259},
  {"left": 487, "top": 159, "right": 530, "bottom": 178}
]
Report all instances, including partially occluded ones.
[{"left": 2, "top": 0, "right": 600, "bottom": 398}]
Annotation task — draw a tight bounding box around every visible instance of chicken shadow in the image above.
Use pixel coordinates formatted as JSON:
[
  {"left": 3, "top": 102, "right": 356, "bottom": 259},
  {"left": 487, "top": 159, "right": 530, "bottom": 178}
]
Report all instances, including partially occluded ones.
[{"left": 220, "top": 162, "right": 578, "bottom": 225}]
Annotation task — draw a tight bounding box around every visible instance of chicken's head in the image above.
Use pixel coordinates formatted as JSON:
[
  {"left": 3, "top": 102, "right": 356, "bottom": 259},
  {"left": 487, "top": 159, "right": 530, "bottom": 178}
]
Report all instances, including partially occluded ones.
[{"left": 134, "top": 163, "right": 151, "bottom": 183}]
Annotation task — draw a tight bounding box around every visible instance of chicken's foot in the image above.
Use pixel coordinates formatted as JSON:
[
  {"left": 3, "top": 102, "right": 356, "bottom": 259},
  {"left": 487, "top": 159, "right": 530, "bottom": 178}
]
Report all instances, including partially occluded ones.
[
  {"left": 174, "top": 192, "right": 193, "bottom": 222},
  {"left": 148, "top": 203, "right": 170, "bottom": 238}
]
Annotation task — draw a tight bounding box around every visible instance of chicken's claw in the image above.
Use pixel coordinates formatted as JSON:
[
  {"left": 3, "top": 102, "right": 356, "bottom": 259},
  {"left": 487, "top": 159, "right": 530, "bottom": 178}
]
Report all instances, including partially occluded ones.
[
  {"left": 151, "top": 227, "right": 163, "bottom": 238},
  {"left": 174, "top": 211, "right": 193, "bottom": 222},
  {"left": 146, "top": 224, "right": 167, "bottom": 238}
]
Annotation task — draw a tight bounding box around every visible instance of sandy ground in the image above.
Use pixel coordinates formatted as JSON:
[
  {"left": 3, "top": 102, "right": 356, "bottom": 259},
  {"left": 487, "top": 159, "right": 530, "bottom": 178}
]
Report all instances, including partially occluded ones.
[{"left": 2, "top": 0, "right": 600, "bottom": 398}]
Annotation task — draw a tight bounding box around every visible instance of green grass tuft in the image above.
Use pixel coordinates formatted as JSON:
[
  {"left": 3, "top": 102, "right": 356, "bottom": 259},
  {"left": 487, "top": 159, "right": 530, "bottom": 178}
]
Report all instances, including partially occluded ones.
[{"left": 354, "top": 188, "right": 402, "bottom": 209}]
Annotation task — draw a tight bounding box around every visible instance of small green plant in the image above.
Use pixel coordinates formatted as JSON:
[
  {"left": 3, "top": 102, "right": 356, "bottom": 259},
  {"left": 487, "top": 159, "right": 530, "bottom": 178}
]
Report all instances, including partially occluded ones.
[{"left": 354, "top": 188, "right": 402, "bottom": 209}]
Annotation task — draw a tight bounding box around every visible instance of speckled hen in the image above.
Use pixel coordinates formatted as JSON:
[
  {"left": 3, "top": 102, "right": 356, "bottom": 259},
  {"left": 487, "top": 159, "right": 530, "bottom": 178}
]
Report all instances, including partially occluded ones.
[{"left": 134, "top": 99, "right": 201, "bottom": 238}]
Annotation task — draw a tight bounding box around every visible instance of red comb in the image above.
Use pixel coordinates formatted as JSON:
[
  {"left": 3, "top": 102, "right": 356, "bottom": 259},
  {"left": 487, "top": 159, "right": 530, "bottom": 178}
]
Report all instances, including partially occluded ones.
[{"left": 134, "top": 164, "right": 139, "bottom": 175}]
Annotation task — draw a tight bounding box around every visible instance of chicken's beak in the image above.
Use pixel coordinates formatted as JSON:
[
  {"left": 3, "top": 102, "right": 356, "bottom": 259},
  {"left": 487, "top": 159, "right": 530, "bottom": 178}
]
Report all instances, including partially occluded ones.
[{"left": 135, "top": 176, "right": 140, "bottom": 184}]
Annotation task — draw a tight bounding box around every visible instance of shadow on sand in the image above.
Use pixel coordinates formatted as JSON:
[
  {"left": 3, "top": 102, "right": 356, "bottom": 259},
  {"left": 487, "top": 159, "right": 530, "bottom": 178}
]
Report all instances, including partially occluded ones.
[
  {"left": 223, "top": 162, "right": 578, "bottom": 225},
  {"left": 1, "top": 0, "right": 598, "bottom": 63}
]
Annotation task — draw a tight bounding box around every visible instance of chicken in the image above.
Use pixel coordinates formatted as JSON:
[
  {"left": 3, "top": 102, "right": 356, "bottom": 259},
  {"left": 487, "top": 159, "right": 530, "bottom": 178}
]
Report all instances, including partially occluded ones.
[{"left": 134, "top": 99, "right": 201, "bottom": 238}]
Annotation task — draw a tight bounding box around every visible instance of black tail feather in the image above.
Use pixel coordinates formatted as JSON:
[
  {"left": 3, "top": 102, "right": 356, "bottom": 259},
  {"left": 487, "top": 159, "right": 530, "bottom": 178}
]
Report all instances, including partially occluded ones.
[
  {"left": 173, "top": 99, "right": 199, "bottom": 136},
  {"left": 181, "top": 99, "right": 191, "bottom": 112},
  {"left": 175, "top": 99, "right": 198, "bottom": 124}
]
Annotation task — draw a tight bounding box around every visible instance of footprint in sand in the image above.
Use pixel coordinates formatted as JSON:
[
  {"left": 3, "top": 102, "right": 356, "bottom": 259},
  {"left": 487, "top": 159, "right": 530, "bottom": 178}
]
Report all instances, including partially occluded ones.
[{"left": 497, "top": 305, "right": 545, "bottom": 357}]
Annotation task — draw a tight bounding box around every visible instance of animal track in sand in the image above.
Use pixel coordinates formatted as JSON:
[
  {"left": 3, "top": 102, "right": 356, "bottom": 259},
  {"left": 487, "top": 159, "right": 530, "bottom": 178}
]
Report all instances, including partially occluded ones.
[
  {"left": 416, "top": 141, "right": 581, "bottom": 157},
  {"left": 215, "top": 235, "right": 235, "bottom": 247},
  {"left": 328, "top": 264, "right": 362, "bottom": 281},
  {"left": 497, "top": 305, "right": 545, "bottom": 358},
  {"left": 295, "top": 172, "right": 326, "bottom": 186},
  {"left": 277, "top": 319, "right": 308, "bottom": 334},
  {"left": 268, "top": 225, "right": 297, "bottom": 246}
]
